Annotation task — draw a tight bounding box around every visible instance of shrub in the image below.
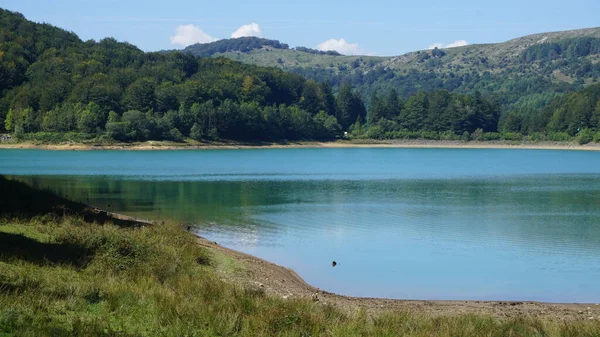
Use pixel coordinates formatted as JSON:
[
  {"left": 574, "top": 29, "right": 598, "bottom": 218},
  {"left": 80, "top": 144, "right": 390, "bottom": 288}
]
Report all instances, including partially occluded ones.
[
  {"left": 577, "top": 128, "right": 594, "bottom": 145},
  {"left": 439, "top": 131, "right": 459, "bottom": 140},
  {"left": 547, "top": 132, "right": 571, "bottom": 142},
  {"left": 471, "top": 128, "right": 484, "bottom": 141},
  {"left": 483, "top": 132, "right": 501, "bottom": 141},
  {"left": 501, "top": 132, "right": 523, "bottom": 141}
]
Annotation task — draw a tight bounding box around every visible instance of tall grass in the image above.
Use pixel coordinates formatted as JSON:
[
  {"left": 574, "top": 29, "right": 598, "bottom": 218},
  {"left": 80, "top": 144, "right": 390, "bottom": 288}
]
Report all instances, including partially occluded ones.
[{"left": 1, "top": 217, "right": 599, "bottom": 336}]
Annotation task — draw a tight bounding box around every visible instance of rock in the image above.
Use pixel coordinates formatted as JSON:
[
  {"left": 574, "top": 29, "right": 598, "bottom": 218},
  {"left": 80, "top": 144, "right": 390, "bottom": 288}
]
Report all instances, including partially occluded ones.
[
  {"left": 311, "top": 293, "right": 319, "bottom": 302},
  {"left": 259, "top": 283, "right": 264, "bottom": 288}
]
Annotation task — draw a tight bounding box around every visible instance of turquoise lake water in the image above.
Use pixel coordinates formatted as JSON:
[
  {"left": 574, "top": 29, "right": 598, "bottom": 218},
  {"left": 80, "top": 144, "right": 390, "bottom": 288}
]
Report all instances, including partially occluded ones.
[{"left": 1, "top": 148, "right": 600, "bottom": 302}]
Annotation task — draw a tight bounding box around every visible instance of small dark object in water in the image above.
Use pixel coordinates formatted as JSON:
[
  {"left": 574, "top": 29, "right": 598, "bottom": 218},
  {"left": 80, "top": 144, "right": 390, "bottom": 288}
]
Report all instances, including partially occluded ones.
[
  {"left": 107, "top": 204, "right": 111, "bottom": 208},
  {"left": 331, "top": 261, "right": 337, "bottom": 267},
  {"left": 186, "top": 226, "right": 191, "bottom": 231}
]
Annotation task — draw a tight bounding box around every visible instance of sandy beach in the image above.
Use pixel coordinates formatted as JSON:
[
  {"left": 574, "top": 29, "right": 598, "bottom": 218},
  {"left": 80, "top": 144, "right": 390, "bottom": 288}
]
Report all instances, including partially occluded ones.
[{"left": 1, "top": 139, "right": 600, "bottom": 151}]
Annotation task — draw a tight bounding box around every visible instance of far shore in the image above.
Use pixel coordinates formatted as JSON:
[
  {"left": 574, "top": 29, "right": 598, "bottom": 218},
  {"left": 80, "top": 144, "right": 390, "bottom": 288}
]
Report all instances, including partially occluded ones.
[{"left": 2, "top": 139, "right": 600, "bottom": 151}]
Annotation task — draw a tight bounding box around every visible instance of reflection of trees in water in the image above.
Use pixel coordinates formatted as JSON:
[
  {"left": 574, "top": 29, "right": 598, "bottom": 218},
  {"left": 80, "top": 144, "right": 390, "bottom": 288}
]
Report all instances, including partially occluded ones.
[{"left": 9, "top": 175, "right": 600, "bottom": 255}]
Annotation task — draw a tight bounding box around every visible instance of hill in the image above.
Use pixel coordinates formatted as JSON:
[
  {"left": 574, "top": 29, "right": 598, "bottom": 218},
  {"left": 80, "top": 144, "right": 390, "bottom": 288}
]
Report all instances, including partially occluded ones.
[
  {"left": 184, "top": 28, "right": 600, "bottom": 109},
  {"left": 1, "top": 7, "right": 600, "bottom": 144},
  {"left": 0, "top": 8, "right": 354, "bottom": 142}
]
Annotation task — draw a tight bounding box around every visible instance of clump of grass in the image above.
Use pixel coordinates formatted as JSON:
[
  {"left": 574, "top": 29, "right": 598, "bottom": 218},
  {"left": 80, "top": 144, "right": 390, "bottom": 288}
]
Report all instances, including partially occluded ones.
[{"left": 1, "top": 217, "right": 599, "bottom": 336}]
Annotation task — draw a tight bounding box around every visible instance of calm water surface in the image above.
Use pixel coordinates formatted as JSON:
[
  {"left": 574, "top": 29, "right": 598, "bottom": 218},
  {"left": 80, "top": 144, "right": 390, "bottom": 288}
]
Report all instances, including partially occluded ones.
[{"left": 1, "top": 148, "right": 600, "bottom": 302}]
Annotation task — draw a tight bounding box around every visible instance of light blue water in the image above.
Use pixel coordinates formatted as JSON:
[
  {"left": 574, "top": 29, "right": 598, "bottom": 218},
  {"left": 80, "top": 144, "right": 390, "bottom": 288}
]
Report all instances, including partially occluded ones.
[{"left": 2, "top": 148, "right": 600, "bottom": 302}]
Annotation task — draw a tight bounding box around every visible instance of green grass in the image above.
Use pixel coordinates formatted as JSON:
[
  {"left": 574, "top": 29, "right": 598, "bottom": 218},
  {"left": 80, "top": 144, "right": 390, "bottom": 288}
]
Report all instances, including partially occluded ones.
[
  {"left": 1, "top": 218, "right": 600, "bottom": 336},
  {"left": 1, "top": 177, "right": 600, "bottom": 336}
]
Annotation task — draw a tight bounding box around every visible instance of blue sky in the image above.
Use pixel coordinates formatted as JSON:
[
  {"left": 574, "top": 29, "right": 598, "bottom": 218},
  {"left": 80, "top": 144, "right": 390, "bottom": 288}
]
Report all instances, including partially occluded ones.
[{"left": 3, "top": 0, "right": 599, "bottom": 56}]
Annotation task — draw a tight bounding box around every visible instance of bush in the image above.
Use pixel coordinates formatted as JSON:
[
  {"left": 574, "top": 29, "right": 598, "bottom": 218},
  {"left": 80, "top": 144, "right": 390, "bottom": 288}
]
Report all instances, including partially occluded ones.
[
  {"left": 366, "top": 124, "right": 385, "bottom": 139},
  {"left": 577, "top": 128, "right": 594, "bottom": 145},
  {"left": 528, "top": 132, "right": 545, "bottom": 142},
  {"left": 483, "top": 132, "right": 501, "bottom": 141},
  {"left": 417, "top": 131, "right": 436, "bottom": 140},
  {"left": 471, "top": 128, "right": 484, "bottom": 141},
  {"left": 547, "top": 132, "right": 571, "bottom": 142},
  {"left": 501, "top": 132, "right": 523, "bottom": 141},
  {"left": 439, "top": 131, "right": 459, "bottom": 140}
]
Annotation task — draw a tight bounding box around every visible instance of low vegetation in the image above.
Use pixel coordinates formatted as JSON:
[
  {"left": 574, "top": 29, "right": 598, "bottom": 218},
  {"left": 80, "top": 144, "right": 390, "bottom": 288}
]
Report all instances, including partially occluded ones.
[{"left": 1, "top": 177, "right": 600, "bottom": 336}]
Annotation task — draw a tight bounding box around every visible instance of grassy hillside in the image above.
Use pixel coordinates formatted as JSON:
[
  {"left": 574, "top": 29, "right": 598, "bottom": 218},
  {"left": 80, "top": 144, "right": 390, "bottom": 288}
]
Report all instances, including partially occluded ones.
[
  {"left": 2, "top": 177, "right": 600, "bottom": 336},
  {"left": 185, "top": 27, "right": 600, "bottom": 107}
]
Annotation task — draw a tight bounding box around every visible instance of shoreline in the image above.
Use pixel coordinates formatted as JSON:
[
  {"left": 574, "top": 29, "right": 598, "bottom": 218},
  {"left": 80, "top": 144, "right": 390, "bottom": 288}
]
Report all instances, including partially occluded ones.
[
  {"left": 1, "top": 139, "right": 600, "bottom": 151},
  {"left": 195, "top": 235, "right": 599, "bottom": 320}
]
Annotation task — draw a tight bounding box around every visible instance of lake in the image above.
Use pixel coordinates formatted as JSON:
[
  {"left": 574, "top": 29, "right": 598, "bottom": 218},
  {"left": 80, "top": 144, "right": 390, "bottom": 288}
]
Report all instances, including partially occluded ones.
[{"left": 1, "top": 148, "right": 600, "bottom": 302}]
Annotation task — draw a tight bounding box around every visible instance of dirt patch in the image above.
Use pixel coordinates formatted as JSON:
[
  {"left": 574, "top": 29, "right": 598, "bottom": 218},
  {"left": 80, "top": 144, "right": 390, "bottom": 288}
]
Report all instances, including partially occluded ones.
[
  {"left": 2, "top": 140, "right": 600, "bottom": 151},
  {"left": 196, "top": 236, "right": 600, "bottom": 321}
]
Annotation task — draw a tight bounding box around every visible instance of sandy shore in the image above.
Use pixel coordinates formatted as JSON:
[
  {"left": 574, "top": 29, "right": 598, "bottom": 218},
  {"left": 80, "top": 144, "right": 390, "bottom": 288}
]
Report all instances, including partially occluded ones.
[
  {"left": 2, "top": 139, "right": 600, "bottom": 151},
  {"left": 196, "top": 236, "right": 599, "bottom": 321}
]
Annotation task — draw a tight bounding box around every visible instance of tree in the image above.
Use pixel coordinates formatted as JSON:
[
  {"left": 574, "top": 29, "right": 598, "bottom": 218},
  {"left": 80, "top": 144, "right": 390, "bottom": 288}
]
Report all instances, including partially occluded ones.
[
  {"left": 123, "top": 78, "right": 157, "bottom": 112},
  {"left": 4, "top": 109, "right": 13, "bottom": 132},
  {"left": 313, "top": 111, "right": 341, "bottom": 140},
  {"left": 121, "top": 110, "right": 150, "bottom": 140},
  {"left": 368, "top": 90, "right": 385, "bottom": 125},
  {"left": 385, "top": 89, "right": 401, "bottom": 120},
  {"left": 336, "top": 82, "right": 366, "bottom": 130},
  {"left": 77, "top": 102, "right": 105, "bottom": 133},
  {"left": 400, "top": 92, "right": 427, "bottom": 131},
  {"left": 299, "top": 81, "right": 322, "bottom": 116},
  {"left": 319, "top": 82, "right": 336, "bottom": 116}
]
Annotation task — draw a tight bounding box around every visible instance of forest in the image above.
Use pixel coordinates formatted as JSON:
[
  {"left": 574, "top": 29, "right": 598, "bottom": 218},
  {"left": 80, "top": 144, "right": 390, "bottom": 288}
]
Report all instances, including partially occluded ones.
[
  {"left": 1, "top": 8, "right": 600, "bottom": 144},
  {"left": 179, "top": 36, "right": 290, "bottom": 58}
]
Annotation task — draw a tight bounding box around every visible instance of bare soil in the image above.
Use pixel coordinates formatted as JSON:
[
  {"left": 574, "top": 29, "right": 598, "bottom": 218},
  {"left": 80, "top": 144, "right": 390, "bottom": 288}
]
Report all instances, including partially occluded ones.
[
  {"left": 196, "top": 237, "right": 600, "bottom": 321},
  {"left": 2, "top": 139, "right": 600, "bottom": 151}
]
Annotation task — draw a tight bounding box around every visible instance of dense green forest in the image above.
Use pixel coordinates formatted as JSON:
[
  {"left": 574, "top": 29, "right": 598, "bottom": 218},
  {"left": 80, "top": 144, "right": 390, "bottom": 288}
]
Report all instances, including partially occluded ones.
[
  {"left": 177, "top": 37, "right": 290, "bottom": 58},
  {"left": 2, "top": 8, "right": 600, "bottom": 143},
  {"left": 0, "top": 9, "right": 349, "bottom": 142}
]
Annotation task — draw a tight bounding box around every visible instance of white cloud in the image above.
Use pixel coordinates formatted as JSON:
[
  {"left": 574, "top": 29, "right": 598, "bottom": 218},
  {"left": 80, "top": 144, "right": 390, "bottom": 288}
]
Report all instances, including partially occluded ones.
[
  {"left": 427, "top": 40, "right": 469, "bottom": 49},
  {"left": 446, "top": 40, "right": 468, "bottom": 48},
  {"left": 427, "top": 43, "right": 443, "bottom": 50},
  {"left": 316, "top": 38, "right": 366, "bottom": 55},
  {"left": 170, "top": 24, "right": 218, "bottom": 47},
  {"left": 231, "top": 23, "right": 263, "bottom": 38}
]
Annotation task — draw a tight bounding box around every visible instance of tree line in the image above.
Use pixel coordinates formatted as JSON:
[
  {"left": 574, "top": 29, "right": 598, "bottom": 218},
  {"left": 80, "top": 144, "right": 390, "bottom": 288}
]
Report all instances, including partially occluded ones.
[{"left": 2, "top": 8, "right": 600, "bottom": 144}]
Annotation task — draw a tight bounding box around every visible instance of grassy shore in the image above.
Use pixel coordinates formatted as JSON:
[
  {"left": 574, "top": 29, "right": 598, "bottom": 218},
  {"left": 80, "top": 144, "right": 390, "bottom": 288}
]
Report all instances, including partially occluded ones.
[
  {"left": 3, "top": 218, "right": 600, "bottom": 337},
  {"left": 1, "top": 178, "right": 600, "bottom": 336}
]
